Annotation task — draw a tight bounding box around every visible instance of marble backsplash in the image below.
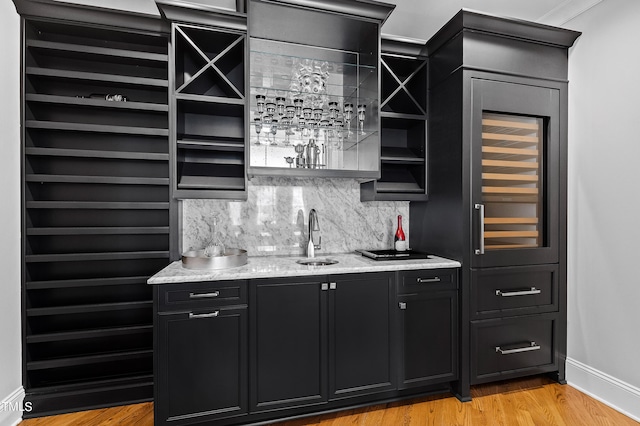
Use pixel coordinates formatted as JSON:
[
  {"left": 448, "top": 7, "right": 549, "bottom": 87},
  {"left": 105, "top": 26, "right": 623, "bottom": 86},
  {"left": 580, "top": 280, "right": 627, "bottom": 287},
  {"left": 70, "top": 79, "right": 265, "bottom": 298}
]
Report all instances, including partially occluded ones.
[{"left": 182, "top": 177, "right": 409, "bottom": 257}]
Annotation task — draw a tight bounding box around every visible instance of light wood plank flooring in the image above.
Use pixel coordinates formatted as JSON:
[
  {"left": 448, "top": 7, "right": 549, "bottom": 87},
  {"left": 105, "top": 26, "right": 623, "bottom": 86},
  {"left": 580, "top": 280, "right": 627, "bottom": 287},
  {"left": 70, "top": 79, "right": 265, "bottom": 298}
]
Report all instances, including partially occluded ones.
[{"left": 19, "top": 376, "right": 639, "bottom": 425}]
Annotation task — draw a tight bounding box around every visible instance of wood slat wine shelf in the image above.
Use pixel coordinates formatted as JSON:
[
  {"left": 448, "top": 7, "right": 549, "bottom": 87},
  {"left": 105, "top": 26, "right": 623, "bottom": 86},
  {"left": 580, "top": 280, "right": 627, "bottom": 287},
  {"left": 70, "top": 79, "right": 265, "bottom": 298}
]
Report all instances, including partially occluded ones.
[
  {"left": 481, "top": 112, "right": 543, "bottom": 251},
  {"left": 22, "top": 17, "right": 173, "bottom": 417}
]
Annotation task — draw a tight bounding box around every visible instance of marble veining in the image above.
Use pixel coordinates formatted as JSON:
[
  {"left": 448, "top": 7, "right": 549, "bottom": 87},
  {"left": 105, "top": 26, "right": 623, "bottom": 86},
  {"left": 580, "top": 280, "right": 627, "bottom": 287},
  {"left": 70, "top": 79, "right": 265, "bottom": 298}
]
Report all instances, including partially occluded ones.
[
  {"left": 182, "top": 177, "right": 409, "bottom": 256},
  {"left": 147, "top": 253, "right": 461, "bottom": 284}
]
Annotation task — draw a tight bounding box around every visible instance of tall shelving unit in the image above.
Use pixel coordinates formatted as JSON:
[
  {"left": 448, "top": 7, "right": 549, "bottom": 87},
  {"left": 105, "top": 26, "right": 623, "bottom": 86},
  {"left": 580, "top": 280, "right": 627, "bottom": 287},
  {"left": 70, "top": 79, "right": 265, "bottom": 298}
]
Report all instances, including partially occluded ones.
[{"left": 22, "top": 17, "right": 175, "bottom": 416}]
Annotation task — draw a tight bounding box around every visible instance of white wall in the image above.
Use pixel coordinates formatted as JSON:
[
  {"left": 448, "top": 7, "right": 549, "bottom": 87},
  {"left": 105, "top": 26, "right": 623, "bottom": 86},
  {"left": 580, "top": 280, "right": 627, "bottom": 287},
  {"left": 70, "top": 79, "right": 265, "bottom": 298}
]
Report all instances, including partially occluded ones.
[
  {"left": 566, "top": 0, "right": 640, "bottom": 420},
  {"left": 0, "top": 1, "right": 24, "bottom": 425}
]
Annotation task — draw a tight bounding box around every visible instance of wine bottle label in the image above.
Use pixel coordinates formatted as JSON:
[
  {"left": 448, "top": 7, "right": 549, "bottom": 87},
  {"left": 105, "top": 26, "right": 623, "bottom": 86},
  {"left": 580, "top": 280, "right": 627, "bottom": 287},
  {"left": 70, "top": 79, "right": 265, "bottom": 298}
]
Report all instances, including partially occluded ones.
[{"left": 395, "top": 240, "right": 407, "bottom": 252}]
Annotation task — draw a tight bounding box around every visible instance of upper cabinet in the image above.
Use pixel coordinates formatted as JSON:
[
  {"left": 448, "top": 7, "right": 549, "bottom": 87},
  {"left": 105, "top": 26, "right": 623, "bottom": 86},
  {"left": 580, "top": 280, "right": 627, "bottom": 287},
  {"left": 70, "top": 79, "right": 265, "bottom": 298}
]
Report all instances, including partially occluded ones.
[
  {"left": 361, "top": 36, "right": 428, "bottom": 201},
  {"left": 246, "top": 0, "right": 394, "bottom": 179},
  {"left": 157, "top": 1, "right": 249, "bottom": 200}
]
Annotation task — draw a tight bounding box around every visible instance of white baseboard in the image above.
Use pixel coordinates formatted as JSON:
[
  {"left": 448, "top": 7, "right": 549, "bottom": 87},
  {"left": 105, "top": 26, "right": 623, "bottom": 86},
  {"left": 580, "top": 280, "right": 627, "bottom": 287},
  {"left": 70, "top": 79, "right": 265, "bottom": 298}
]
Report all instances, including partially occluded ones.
[
  {"left": 567, "top": 357, "right": 640, "bottom": 422},
  {"left": 0, "top": 386, "right": 25, "bottom": 426}
]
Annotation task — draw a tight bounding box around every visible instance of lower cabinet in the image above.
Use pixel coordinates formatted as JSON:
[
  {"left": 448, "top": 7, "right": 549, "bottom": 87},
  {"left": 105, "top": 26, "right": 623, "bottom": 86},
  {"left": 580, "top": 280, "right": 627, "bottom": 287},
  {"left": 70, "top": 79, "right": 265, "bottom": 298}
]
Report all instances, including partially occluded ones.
[
  {"left": 249, "top": 275, "right": 328, "bottom": 412},
  {"left": 397, "top": 269, "right": 459, "bottom": 389},
  {"left": 250, "top": 273, "right": 396, "bottom": 413},
  {"left": 398, "top": 290, "right": 458, "bottom": 388},
  {"left": 155, "top": 306, "right": 248, "bottom": 425},
  {"left": 154, "top": 268, "right": 458, "bottom": 425},
  {"left": 154, "top": 280, "right": 249, "bottom": 425}
]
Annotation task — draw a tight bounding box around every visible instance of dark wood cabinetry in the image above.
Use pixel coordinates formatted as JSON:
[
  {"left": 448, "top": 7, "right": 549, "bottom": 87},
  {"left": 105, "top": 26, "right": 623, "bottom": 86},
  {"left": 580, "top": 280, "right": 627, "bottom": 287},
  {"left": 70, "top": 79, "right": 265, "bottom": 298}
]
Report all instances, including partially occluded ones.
[
  {"left": 159, "top": 4, "right": 248, "bottom": 200},
  {"left": 155, "top": 281, "right": 248, "bottom": 425},
  {"left": 410, "top": 10, "right": 580, "bottom": 398},
  {"left": 397, "top": 269, "right": 458, "bottom": 389},
  {"left": 361, "top": 36, "right": 428, "bottom": 201},
  {"left": 329, "top": 274, "right": 396, "bottom": 399},
  {"left": 250, "top": 276, "right": 328, "bottom": 412},
  {"left": 17, "top": 5, "right": 177, "bottom": 416},
  {"left": 250, "top": 273, "right": 395, "bottom": 413},
  {"left": 155, "top": 268, "right": 458, "bottom": 425}
]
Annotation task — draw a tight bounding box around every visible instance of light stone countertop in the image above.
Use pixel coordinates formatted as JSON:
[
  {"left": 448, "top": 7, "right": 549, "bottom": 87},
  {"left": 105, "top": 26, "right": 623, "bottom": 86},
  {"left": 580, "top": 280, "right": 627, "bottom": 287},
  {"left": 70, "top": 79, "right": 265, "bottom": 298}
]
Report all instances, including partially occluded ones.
[{"left": 147, "top": 252, "right": 461, "bottom": 284}]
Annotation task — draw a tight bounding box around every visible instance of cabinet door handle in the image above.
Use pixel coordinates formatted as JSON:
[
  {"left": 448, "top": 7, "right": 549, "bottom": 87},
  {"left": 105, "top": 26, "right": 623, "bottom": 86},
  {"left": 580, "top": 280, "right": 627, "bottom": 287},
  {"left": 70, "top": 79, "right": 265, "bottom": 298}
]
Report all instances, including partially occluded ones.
[
  {"left": 329, "top": 282, "right": 337, "bottom": 290},
  {"left": 399, "top": 302, "right": 407, "bottom": 310},
  {"left": 475, "top": 203, "right": 485, "bottom": 255},
  {"left": 495, "top": 341, "right": 540, "bottom": 355},
  {"left": 321, "top": 283, "right": 329, "bottom": 291},
  {"left": 417, "top": 277, "right": 441, "bottom": 284},
  {"left": 189, "top": 311, "right": 219, "bottom": 319},
  {"left": 495, "top": 287, "right": 541, "bottom": 297},
  {"left": 189, "top": 291, "right": 220, "bottom": 299}
]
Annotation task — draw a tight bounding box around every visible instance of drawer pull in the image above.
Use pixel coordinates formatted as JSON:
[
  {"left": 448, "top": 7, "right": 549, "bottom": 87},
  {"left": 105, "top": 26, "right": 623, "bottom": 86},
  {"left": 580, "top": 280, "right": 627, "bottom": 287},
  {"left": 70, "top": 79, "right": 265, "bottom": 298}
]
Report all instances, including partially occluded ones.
[
  {"left": 189, "top": 311, "right": 219, "bottom": 319},
  {"left": 189, "top": 291, "right": 220, "bottom": 299},
  {"left": 417, "top": 277, "right": 441, "bottom": 284},
  {"left": 495, "top": 287, "right": 541, "bottom": 297},
  {"left": 399, "top": 302, "right": 407, "bottom": 310},
  {"left": 495, "top": 341, "right": 540, "bottom": 355}
]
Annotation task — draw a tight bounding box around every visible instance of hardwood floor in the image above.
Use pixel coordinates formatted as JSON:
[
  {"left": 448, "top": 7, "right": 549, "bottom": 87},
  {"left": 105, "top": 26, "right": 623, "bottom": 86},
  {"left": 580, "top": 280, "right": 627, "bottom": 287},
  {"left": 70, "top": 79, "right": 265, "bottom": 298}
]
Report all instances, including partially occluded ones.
[{"left": 19, "top": 376, "right": 639, "bottom": 426}]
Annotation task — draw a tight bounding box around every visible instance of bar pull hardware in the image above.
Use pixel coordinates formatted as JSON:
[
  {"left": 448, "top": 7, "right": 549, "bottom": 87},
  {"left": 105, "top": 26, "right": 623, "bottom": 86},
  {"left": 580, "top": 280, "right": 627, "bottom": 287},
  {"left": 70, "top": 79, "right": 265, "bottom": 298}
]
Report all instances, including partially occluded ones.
[
  {"left": 495, "top": 287, "right": 541, "bottom": 297},
  {"left": 189, "top": 311, "right": 220, "bottom": 319},
  {"left": 495, "top": 341, "right": 540, "bottom": 355},
  {"left": 329, "top": 282, "right": 337, "bottom": 290},
  {"left": 417, "top": 277, "right": 441, "bottom": 284},
  {"left": 475, "top": 203, "right": 485, "bottom": 255},
  {"left": 321, "top": 283, "right": 329, "bottom": 291},
  {"left": 399, "top": 302, "right": 407, "bottom": 310},
  {"left": 189, "top": 291, "right": 220, "bottom": 299}
]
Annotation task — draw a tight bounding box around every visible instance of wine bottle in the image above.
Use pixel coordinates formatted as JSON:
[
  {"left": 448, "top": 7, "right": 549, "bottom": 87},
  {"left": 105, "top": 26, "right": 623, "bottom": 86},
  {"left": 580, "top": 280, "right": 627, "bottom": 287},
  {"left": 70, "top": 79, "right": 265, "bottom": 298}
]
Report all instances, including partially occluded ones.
[{"left": 394, "top": 215, "right": 407, "bottom": 251}]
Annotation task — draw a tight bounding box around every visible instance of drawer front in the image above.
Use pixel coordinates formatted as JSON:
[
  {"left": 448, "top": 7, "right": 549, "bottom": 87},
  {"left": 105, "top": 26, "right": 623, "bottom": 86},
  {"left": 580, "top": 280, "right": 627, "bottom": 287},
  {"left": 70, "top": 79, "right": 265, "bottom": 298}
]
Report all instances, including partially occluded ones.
[
  {"left": 157, "top": 280, "right": 248, "bottom": 312},
  {"left": 471, "top": 265, "right": 558, "bottom": 319},
  {"left": 471, "top": 314, "right": 557, "bottom": 384},
  {"left": 398, "top": 269, "right": 458, "bottom": 294}
]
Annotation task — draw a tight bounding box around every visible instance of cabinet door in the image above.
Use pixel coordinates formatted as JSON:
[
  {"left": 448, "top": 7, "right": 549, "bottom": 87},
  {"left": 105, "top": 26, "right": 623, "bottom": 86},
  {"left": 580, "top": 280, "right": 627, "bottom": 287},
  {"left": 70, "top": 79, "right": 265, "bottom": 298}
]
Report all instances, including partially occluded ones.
[
  {"left": 470, "top": 78, "right": 560, "bottom": 267},
  {"left": 329, "top": 273, "right": 396, "bottom": 399},
  {"left": 398, "top": 290, "right": 458, "bottom": 389},
  {"left": 250, "top": 277, "right": 328, "bottom": 412},
  {"left": 155, "top": 307, "right": 247, "bottom": 425}
]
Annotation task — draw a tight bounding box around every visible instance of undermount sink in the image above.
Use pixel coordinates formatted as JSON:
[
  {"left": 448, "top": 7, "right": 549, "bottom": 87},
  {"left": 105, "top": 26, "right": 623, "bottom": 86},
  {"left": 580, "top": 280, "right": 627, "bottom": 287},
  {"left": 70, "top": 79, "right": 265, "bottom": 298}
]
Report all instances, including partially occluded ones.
[{"left": 296, "top": 258, "right": 339, "bottom": 266}]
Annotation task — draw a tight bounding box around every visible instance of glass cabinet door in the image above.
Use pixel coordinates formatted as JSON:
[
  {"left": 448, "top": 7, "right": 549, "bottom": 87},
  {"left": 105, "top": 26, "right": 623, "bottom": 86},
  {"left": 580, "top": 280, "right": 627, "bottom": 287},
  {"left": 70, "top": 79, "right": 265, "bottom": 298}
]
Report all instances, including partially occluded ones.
[{"left": 471, "top": 79, "right": 560, "bottom": 268}]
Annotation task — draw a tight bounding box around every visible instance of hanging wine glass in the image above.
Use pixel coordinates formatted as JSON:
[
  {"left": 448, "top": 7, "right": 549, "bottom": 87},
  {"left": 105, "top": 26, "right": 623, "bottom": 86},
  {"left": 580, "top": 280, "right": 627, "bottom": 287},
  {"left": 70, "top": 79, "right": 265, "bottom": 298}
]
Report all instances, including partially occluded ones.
[
  {"left": 282, "top": 118, "right": 292, "bottom": 145},
  {"left": 328, "top": 101, "right": 338, "bottom": 124},
  {"left": 343, "top": 103, "right": 353, "bottom": 137},
  {"left": 286, "top": 105, "right": 296, "bottom": 121},
  {"left": 302, "top": 107, "right": 312, "bottom": 121},
  {"left": 298, "top": 117, "right": 307, "bottom": 140},
  {"left": 320, "top": 119, "right": 330, "bottom": 141},
  {"left": 334, "top": 119, "right": 344, "bottom": 150},
  {"left": 293, "top": 98, "right": 304, "bottom": 118},
  {"left": 357, "top": 104, "right": 366, "bottom": 135},
  {"left": 256, "top": 95, "right": 266, "bottom": 114},
  {"left": 266, "top": 102, "right": 276, "bottom": 117},
  {"left": 254, "top": 117, "right": 262, "bottom": 145},
  {"left": 270, "top": 118, "right": 278, "bottom": 145},
  {"left": 312, "top": 108, "right": 323, "bottom": 122},
  {"left": 276, "top": 97, "right": 286, "bottom": 117}
]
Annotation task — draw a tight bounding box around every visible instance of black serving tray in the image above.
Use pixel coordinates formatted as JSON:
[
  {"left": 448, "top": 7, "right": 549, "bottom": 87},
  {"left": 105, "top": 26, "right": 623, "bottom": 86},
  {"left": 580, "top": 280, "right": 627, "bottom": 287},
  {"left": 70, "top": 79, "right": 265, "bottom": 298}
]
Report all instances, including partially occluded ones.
[{"left": 356, "top": 249, "right": 431, "bottom": 261}]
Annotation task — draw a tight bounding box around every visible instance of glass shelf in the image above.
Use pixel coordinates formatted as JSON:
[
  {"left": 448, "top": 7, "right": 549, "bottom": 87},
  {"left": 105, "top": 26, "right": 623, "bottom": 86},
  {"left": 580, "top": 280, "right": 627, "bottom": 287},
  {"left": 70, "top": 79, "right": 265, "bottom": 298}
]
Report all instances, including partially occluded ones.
[{"left": 248, "top": 37, "right": 379, "bottom": 175}]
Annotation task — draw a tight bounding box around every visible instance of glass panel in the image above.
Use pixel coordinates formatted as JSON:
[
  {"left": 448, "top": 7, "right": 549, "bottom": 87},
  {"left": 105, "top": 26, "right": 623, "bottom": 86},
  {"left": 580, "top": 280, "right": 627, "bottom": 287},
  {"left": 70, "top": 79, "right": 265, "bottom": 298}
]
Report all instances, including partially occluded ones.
[
  {"left": 248, "top": 38, "right": 379, "bottom": 173},
  {"left": 482, "top": 112, "right": 544, "bottom": 250}
]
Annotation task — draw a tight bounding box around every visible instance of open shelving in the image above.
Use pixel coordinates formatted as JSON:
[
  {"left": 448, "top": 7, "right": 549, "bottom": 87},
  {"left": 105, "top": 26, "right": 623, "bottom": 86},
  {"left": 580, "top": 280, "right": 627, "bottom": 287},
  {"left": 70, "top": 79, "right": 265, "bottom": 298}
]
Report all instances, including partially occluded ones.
[
  {"left": 171, "top": 21, "right": 247, "bottom": 199},
  {"left": 22, "top": 18, "right": 173, "bottom": 416},
  {"left": 361, "top": 37, "right": 428, "bottom": 201}
]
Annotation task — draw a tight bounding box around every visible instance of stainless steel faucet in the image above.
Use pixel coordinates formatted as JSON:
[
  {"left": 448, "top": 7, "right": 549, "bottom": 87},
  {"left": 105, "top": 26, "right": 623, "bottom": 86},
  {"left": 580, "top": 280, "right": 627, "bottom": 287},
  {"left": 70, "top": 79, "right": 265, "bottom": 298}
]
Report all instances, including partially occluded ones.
[{"left": 307, "top": 209, "right": 321, "bottom": 258}]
